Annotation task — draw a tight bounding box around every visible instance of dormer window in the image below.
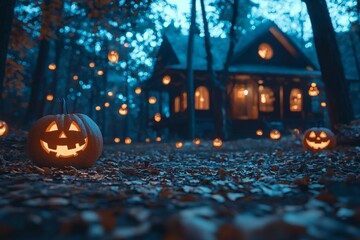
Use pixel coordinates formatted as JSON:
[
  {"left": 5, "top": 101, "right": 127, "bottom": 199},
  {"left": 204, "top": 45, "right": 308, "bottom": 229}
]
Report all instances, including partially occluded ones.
[{"left": 258, "top": 43, "right": 273, "bottom": 60}]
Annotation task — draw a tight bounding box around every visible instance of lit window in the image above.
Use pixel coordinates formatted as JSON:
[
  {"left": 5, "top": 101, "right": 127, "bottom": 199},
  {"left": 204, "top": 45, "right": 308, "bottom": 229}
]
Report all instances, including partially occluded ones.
[
  {"left": 258, "top": 43, "right": 273, "bottom": 60},
  {"left": 259, "top": 86, "right": 275, "bottom": 112},
  {"left": 290, "top": 88, "right": 302, "bottom": 112},
  {"left": 230, "top": 81, "right": 258, "bottom": 120},
  {"left": 181, "top": 92, "right": 187, "bottom": 112},
  {"left": 174, "top": 96, "right": 180, "bottom": 113},
  {"left": 195, "top": 86, "right": 210, "bottom": 110}
]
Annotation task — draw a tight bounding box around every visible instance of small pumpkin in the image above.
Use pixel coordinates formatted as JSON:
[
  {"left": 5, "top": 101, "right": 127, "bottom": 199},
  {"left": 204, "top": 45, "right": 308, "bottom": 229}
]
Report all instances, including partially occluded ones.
[
  {"left": 27, "top": 99, "right": 103, "bottom": 168},
  {"left": 302, "top": 127, "right": 336, "bottom": 151},
  {"left": 270, "top": 130, "right": 281, "bottom": 140},
  {"left": 213, "top": 138, "right": 223, "bottom": 147},
  {"left": 0, "top": 120, "right": 9, "bottom": 137}
]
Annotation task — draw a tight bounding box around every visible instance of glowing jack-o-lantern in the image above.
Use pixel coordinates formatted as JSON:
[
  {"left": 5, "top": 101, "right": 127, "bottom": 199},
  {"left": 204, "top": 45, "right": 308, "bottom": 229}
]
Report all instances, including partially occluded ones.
[
  {"left": 0, "top": 120, "right": 9, "bottom": 137},
  {"left": 256, "top": 129, "right": 263, "bottom": 136},
  {"left": 213, "top": 138, "right": 223, "bottom": 147},
  {"left": 270, "top": 130, "right": 281, "bottom": 140},
  {"left": 302, "top": 127, "right": 336, "bottom": 151},
  {"left": 27, "top": 99, "right": 103, "bottom": 168},
  {"left": 124, "top": 137, "right": 132, "bottom": 145},
  {"left": 175, "top": 142, "right": 183, "bottom": 149},
  {"left": 193, "top": 138, "right": 201, "bottom": 145}
]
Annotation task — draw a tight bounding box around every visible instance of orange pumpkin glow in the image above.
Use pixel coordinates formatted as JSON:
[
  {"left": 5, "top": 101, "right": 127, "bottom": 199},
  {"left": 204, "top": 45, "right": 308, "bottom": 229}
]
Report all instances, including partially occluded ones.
[
  {"left": 302, "top": 127, "right": 336, "bottom": 151},
  {"left": 0, "top": 120, "right": 9, "bottom": 137},
  {"left": 213, "top": 138, "right": 223, "bottom": 147},
  {"left": 27, "top": 99, "right": 103, "bottom": 168},
  {"left": 270, "top": 130, "right": 281, "bottom": 140},
  {"left": 175, "top": 142, "right": 183, "bottom": 149}
]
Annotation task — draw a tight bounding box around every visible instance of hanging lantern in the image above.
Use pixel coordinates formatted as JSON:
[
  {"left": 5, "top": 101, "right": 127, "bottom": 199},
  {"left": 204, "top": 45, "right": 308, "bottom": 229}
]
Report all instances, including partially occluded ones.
[
  {"left": 73, "top": 75, "right": 79, "bottom": 81},
  {"left": 175, "top": 142, "right": 183, "bottom": 149},
  {"left": 155, "top": 136, "right": 161, "bottom": 142},
  {"left": 114, "top": 137, "right": 120, "bottom": 143},
  {"left": 321, "top": 102, "right": 327, "bottom": 108},
  {"left": 213, "top": 138, "right": 223, "bottom": 147},
  {"left": 104, "top": 102, "right": 110, "bottom": 108},
  {"left": 148, "top": 96, "right": 157, "bottom": 104},
  {"left": 46, "top": 94, "right": 54, "bottom": 102},
  {"left": 121, "top": 104, "right": 127, "bottom": 109},
  {"left": 124, "top": 137, "right": 132, "bottom": 145},
  {"left": 135, "top": 87, "right": 142, "bottom": 95},
  {"left": 89, "top": 62, "right": 95, "bottom": 68},
  {"left": 119, "top": 107, "right": 128, "bottom": 115},
  {"left": 256, "top": 129, "right": 263, "bottom": 136},
  {"left": 154, "top": 113, "right": 161, "bottom": 122},
  {"left": 48, "top": 63, "right": 56, "bottom": 70},
  {"left": 145, "top": 138, "right": 150, "bottom": 143},
  {"left": 97, "top": 70, "right": 104, "bottom": 76},
  {"left": 270, "top": 130, "right": 281, "bottom": 140},
  {"left": 162, "top": 75, "right": 171, "bottom": 85},
  {"left": 108, "top": 50, "right": 119, "bottom": 63},
  {"left": 193, "top": 138, "right": 201, "bottom": 145},
  {"left": 95, "top": 106, "right": 101, "bottom": 111},
  {"left": 0, "top": 120, "right": 9, "bottom": 137},
  {"left": 308, "top": 83, "right": 319, "bottom": 96},
  {"left": 107, "top": 91, "right": 114, "bottom": 97}
]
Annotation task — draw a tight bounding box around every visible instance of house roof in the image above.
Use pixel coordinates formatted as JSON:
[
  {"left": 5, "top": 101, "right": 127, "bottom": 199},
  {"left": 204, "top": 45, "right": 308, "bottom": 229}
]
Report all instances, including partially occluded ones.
[
  {"left": 159, "top": 21, "right": 320, "bottom": 77},
  {"left": 153, "top": 21, "right": 359, "bottom": 82}
]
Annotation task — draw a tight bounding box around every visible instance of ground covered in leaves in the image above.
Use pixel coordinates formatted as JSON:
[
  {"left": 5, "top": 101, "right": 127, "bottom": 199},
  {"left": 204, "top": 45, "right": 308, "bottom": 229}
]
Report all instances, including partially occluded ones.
[{"left": 0, "top": 136, "right": 360, "bottom": 240}]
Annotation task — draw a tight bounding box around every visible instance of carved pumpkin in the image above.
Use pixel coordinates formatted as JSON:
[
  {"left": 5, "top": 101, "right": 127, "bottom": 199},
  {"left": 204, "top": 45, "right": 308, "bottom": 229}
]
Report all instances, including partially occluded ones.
[
  {"left": 27, "top": 99, "right": 103, "bottom": 168},
  {"left": 0, "top": 120, "right": 9, "bottom": 137},
  {"left": 175, "top": 142, "right": 183, "bottom": 149},
  {"left": 213, "top": 138, "right": 222, "bottom": 147},
  {"left": 270, "top": 130, "right": 281, "bottom": 140},
  {"left": 302, "top": 127, "right": 336, "bottom": 151},
  {"left": 193, "top": 138, "right": 201, "bottom": 145}
]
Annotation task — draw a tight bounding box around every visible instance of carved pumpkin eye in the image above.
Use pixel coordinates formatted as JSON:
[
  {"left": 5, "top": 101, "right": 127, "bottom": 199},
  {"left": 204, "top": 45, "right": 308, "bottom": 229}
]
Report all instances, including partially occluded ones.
[
  {"left": 320, "top": 131, "right": 327, "bottom": 138},
  {"left": 309, "top": 131, "right": 316, "bottom": 138},
  {"left": 46, "top": 121, "right": 59, "bottom": 132},
  {"left": 69, "top": 121, "right": 81, "bottom": 132}
]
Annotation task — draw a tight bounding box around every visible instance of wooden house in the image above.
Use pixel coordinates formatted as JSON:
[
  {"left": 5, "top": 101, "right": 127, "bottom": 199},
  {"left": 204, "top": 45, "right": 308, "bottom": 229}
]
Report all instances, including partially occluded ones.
[{"left": 142, "top": 22, "right": 335, "bottom": 138}]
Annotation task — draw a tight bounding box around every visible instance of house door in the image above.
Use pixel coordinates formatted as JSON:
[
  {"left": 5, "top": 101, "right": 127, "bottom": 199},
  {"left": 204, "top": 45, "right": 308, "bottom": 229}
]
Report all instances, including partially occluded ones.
[{"left": 230, "top": 80, "right": 259, "bottom": 120}]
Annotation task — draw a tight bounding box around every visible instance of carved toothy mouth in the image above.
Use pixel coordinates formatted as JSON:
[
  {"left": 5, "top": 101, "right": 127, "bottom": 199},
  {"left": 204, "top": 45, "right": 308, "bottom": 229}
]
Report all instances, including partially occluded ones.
[
  {"left": 305, "top": 139, "right": 330, "bottom": 150},
  {"left": 40, "top": 138, "right": 88, "bottom": 158}
]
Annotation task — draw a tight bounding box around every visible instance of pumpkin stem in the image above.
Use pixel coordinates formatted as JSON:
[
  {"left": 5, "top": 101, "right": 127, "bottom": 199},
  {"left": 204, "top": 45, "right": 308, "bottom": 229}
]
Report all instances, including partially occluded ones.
[{"left": 58, "top": 98, "right": 67, "bottom": 114}]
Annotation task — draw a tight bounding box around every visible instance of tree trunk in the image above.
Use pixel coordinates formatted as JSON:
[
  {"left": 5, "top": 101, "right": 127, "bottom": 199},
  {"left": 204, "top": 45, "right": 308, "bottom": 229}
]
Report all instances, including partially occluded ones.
[
  {"left": 223, "top": 0, "right": 239, "bottom": 138},
  {"left": 25, "top": 0, "right": 52, "bottom": 124},
  {"left": 186, "top": 0, "right": 196, "bottom": 140},
  {"left": 48, "top": 30, "right": 64, "bottom": 115},
  {"left": 200, "top": 0, "right": 225, "bottom": 139},
  {"left": 25, "top": 38, "right": 50, "bottom": 124},
  {"left": 0, "top": 0, "right": 16, "bottom": 119},
  {"left": 304, "top": 0, "right": 353, "bottom": 129}
]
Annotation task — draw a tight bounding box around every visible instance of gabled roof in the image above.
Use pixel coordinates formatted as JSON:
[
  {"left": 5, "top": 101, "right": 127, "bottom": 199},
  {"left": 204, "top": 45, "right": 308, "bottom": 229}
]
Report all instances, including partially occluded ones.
[
  {"left": 157, "top": 21, "right": 320, "bottom": 77},
  {"left": 149, "top": 21, "right": 360, "bottom": 84},
  {"left": 232, "top": 21, "right": 319, "bottom": 69}
]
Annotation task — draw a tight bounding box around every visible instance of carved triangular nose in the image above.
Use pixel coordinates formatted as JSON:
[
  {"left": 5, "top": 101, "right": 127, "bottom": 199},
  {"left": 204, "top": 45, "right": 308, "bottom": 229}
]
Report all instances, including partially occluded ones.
[{"left": 59, "top": 132, "right": 67, "bottom": 138}]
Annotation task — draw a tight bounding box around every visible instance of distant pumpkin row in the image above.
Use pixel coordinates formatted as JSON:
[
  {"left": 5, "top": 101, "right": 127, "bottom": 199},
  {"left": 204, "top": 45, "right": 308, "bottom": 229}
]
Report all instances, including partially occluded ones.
[{"left": 0, "top": 100, "right": 336, "bottom": 169}]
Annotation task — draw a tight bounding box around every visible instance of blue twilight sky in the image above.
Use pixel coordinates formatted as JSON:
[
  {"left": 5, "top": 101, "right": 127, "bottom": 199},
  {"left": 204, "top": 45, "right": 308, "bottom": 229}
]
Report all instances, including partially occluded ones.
[{"left": 164, "top": 0, "right": 356, "bottom": 41}]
